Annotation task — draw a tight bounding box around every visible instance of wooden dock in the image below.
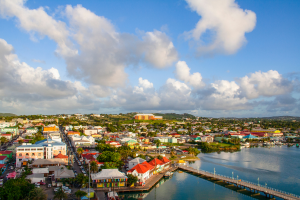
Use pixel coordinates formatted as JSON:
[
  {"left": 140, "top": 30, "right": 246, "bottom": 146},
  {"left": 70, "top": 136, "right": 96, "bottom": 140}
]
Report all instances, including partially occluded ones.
[{"left": 179, "top": 165, "right": 300, "bottom": 200}]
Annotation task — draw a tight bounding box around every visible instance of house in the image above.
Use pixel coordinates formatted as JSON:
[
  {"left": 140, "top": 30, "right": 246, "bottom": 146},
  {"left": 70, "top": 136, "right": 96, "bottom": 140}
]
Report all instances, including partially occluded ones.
[
  {"left": 127, "top": 161, "right": 154, "bottom": 186},
  {"left": 105, "top": 141, "right": 121, "bottom": 148},
  {"left": 91, "top": 169, "right": 127, "bottom": 188},
  {"left": 0, "top": 133, "right": 12, "bottom": 141},
  {"left": 26, "top": 127, "right": 38, "bottom": 134},
  {"left": 54, "top": 166, "right": 75, "bottom": 180},
  {"left": 43, "top": 125, "right": 59, "bottom": 132},
  {"left": 54, "top": 153, "right": 69, "bottom": 163},
  {"left": 200, "top": 135, "right": 214, "bottom": 143},
  {"left": 190, "top": 135, "right": 201, "bottom": 142},
  {"left": 0, "top": 151, "right": 13, "bottom": 159},
  {"left": 67, "top": 131, "right": 80, "bottom": 137},
  {"left": 0, "top": 156, "right": 7, "bottom": 164},
  {"left": 84, "top": 129, "right": 98, "bottom": 136},
  {"left": 149, "top": 158, "right": 164, "bottom": 174},
  {"left": 128, "top": 157, "right": 146, "bottom": 170},
  {"left": 29, "top": 159, "right": 66, "bottom": 168}
]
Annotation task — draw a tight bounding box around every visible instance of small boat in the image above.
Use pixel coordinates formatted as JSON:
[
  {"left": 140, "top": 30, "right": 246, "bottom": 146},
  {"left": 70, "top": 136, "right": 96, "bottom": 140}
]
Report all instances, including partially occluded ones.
[
  {"left": 296, "top": 144, "right": 299, "bottom": 148},
  {"left": 164, "top": 171, "right": 173, "bottom": 177},
  {"left": 108, "top": 191, "right": 120, "bottom": 200}
]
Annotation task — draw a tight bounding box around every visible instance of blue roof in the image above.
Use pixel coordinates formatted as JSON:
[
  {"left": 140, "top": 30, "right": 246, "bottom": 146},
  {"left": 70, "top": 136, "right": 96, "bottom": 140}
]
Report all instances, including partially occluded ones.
[{"left": 243, "top": 134, "right": 258, "bottom": 139}]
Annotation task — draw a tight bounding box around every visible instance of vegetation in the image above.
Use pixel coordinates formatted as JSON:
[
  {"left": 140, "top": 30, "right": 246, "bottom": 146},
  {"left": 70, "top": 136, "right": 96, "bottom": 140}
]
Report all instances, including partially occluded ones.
[
  {"left": 0, "top": 178, "right": 35, "bottom": 200},
  {"left": 27, "top": 187, "right": 47, "bottom": 200},
  {"left": 53, "top": 187, "right": 68, "bottom": 200},
  {"left": 127, "top": 174, "right": 138, "bottom": 186},
  {"left": 77, "top": 148, "right": 84, "bottom": 157},
  {"left": 90, "top": 161, "right": 98, "bottom": 173},
  {"left": 187, "top": 147, "right": 200, "bottom": 156},
  {"left": 75, "top": 190, "right": 87, "bottom": 200}
]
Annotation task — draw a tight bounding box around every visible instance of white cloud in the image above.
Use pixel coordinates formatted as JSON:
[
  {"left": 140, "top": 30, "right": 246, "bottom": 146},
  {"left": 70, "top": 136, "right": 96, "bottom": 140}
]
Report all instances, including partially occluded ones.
[
  {"left": 239, "top": 70, "right": 293, "bottom": 99},
  {"left": 174, "top": 61, "right": 205, "bottom": 89},
  {"left": 185, "top": 0, "right": 256, "bottom": 55},
  {"left": 140, "top": 30, "right": 178, "bottom": 68},
  {"left": 0, "top": 1, "right": 178, "bottom": 87}
]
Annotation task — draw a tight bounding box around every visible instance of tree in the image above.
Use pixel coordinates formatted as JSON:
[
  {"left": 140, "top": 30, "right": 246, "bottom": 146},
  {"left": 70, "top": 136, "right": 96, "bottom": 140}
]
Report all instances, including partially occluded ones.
[
  {"left": 18, "top": 139, "right": 24, "bottom": 144},
  {"left": 0, "top": 178, "right": 35, "bottom": 200},
  {"left": 0, "top": 137, "right": 8, "bottom": 144},
  {"left": 27, "top": 187, "right": 47, "bottom": 200},
  {"left": 77, "top": 148, "right": 84, "bottom": 158},
  {"left": 75, "top": 173, "right": 89, "bottom": 188},
  {"left": 127, "top": 174, "right": 138, "bottom": 186},
  {"left": 187, "top": 147, "right": 200, "bottom": 156},
  {"left": 53, "top": 187, "right": 68, "bottom": 200},
  {"left": 153, "top": 139, "right": 161, "bottom": 148},
  {"left": 75, "top": 190, "right": 87, "bottom": 200},
  {"left": 90, "top": 161, "right": 98, "bottom": 173}
]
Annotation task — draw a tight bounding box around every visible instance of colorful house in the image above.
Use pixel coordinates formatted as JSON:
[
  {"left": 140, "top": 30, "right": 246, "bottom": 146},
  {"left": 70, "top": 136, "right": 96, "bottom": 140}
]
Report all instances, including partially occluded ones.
[
  {"left": 0, "top": 156, "right": 7, "bottom": 164},
  {"left": 149, "top": 158, "right": 164, "bottom": 174},
  {"left": 91, "top": 169, "right": 127, "bottom": 188},
  {"left": 0, "top": 151, "right": 13, "bottom": 159}
]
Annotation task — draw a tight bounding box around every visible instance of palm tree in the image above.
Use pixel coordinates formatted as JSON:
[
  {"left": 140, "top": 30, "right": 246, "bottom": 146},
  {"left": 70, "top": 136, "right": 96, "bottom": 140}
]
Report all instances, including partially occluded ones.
[
  {"left": 53, "top": 187, "right": 68, "bottom": 200},
  {"left": 90, "top": 161, "right": 98, "bottom": 173},
  {"left": 27, "top": 188, "right": 47, "bottom": 200},
  {"left": 75, "top": 190, "right": 87, "bottom": 200},
  {"left": 77, "top": 148, "right": 84, "bottom": 158},
  {"left": 76, "top": 173, "right": 88, "bottom": 188}
]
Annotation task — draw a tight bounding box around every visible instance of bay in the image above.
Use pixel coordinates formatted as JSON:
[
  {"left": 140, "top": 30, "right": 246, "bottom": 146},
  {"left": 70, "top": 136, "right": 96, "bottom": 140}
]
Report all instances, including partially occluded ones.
[{"left": 120, "top": 146, "right": 300, "bottom": 199}]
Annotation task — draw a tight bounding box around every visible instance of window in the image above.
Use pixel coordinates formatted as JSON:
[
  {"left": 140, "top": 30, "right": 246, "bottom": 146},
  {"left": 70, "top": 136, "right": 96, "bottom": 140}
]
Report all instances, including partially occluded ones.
[
  {"left": 26, "top": 153, "right": 29, "bottom": 156},
  {"left": 32, "top": 153, "right": 35, "bottom": 156},
  {"left": 38, "top": 153, "right": 41, "bottom": 156},
  {"left": 19, "top": 153, "right": 22, "bottom": 156}
]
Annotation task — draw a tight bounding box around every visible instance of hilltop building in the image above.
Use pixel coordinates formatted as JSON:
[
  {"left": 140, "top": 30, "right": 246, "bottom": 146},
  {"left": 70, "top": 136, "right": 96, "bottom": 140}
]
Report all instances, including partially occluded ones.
[{"left": 134, "top": 114, "right": 163, "bottom": 120}]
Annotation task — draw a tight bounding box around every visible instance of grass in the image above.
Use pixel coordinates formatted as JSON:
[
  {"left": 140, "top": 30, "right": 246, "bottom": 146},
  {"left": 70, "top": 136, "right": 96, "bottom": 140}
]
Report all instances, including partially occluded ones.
[{"left": 210, "top": 142, "right": 233, "bottom": 147}]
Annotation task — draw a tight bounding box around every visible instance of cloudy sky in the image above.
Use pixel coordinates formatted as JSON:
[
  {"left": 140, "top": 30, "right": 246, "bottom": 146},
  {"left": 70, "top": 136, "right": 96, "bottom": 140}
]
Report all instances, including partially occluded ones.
[{"left": 0, "top": 0, "right": 299, "bottom": 117}]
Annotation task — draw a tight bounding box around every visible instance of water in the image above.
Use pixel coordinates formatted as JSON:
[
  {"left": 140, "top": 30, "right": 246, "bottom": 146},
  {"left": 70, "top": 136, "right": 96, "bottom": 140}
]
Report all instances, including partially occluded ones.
[{"left": 120, "top": 146, "right": 300, "bottom": 199}]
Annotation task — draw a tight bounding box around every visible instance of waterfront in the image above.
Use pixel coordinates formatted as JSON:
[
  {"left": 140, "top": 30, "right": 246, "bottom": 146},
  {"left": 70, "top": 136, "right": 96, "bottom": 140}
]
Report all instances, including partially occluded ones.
[{"left": 120, "top": 146, "right": 300, "bottom": 199}]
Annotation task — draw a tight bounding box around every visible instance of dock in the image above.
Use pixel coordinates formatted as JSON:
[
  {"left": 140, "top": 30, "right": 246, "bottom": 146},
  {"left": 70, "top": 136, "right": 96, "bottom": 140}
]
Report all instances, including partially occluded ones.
[
  {"left": 179, "top": 165, "right": 300, "bottom": 200},
  {"left": 94, "top": 165, "right": 300, "bottom": 200}
]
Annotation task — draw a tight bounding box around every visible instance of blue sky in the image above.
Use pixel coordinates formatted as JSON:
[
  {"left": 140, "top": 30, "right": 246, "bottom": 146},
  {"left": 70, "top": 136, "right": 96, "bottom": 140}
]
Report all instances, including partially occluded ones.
[{"left": 0, "top": 0, "right": 299, "bottom": 117}]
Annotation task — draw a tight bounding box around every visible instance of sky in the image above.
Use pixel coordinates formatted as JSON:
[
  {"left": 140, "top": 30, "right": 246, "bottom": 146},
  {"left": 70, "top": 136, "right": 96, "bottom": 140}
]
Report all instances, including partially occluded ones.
[{"left": 0, "top": 0, "right": 299, "bottom": 117}]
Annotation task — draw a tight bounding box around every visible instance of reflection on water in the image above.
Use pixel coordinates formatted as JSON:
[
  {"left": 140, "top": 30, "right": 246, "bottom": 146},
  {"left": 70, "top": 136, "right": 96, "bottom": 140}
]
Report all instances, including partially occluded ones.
[{"left": 120, "top": 146, "right": 300, "bottom": 199}]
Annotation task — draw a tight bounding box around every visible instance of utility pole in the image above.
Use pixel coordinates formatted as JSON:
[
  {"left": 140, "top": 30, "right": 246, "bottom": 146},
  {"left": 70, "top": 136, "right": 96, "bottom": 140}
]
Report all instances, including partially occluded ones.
[{"left": 88, "top": 163, "right": 90, "bottom": 200}]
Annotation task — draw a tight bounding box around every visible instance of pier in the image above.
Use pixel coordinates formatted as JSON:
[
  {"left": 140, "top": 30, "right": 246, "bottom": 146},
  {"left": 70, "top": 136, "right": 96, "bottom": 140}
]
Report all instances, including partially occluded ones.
[
  {"left": 93, "top": 165, "right": 300, "bottom": 200},
  {"left": 179, "top": 165, "right": 300, "bottom": 200}
]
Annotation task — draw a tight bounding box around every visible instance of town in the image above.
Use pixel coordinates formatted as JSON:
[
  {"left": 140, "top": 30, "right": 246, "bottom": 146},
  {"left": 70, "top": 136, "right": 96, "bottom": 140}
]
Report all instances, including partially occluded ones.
[{"left": 0, "top": 113, "right": 299, "bottom": 199}]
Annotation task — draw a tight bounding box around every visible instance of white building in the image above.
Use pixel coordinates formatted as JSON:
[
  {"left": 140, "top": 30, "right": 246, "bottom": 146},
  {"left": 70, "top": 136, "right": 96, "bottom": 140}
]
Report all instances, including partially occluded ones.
[
  {"left": 84, "top": 129, "right": 98, "bottom": 136},
  {"left": 128, "top": 157, "right": 146, "bottom": 170}
]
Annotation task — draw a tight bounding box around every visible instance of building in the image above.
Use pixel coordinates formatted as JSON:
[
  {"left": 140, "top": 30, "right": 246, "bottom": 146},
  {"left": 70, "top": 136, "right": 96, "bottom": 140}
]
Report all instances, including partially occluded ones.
[
  {"left": 0, "top": 127, "right": 19, "bottom": 136},
  {"left": 0, "top": 133, "right": 13, "bottom": 141},
  {"left": 0, "top": 122, "right": 16, "bottom": 128},
  {"left": 128, "top": 157, "right": 146, "bottom": 170},
  {"left": 134, "top": 114, "right": 163, "bottom": 120},
  {"left": 84, "top": 129, "right": 98, "bottom": 136},
  {"left": 43, "top": 125, "right": 59, "bottom": 132},
  {"left": 16, "top": 139, "right": 67, "bottom": 167},
  {"left": 0, "top": 151, "right": 13, "bottom": 159},
  {"left": 0, "top": 156, "right": 8, "bottom": 164},
  {"left": 127, "top": 161, "right": 154, "bottom": 186},
  {"left": 91, "top": 169, "right": 127, "bottom": 188}
]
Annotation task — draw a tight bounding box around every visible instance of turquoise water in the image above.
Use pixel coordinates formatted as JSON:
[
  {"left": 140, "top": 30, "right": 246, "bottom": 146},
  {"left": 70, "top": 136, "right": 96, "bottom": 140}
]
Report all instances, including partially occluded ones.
[{"left": 120, "top": 146, "right": 300, "bottom": 199}]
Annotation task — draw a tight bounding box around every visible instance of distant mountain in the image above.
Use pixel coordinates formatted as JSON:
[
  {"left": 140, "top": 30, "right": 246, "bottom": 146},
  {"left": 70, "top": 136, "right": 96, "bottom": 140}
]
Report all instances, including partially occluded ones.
[
  {"left": 260, "top": 116, "right": 300, "bottom": 121},
  {"left": 0, "top": 113, "right": 17, "bottom": 117}
]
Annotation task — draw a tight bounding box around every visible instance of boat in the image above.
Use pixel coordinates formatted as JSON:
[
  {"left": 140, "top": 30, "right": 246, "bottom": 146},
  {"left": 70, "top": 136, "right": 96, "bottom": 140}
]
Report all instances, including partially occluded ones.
[
  {"left": 108, "top": 191, "right": 120, "bottom": 200},
  {"left": 164, "top": 171, "right": 173, "bottom": 177},
  {"left": 296, "top": 144, "right": 299, "bottom": 148}
]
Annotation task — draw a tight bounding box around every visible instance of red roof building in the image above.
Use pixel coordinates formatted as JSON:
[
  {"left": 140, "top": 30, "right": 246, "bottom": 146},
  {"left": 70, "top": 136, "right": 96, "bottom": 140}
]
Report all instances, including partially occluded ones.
[{"left": 149, "top": 158, "right": 164, "bottom": 166}]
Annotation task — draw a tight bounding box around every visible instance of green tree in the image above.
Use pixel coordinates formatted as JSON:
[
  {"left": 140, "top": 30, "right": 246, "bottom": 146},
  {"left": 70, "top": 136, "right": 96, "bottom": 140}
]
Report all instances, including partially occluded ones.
[
  {"left": 127, "top": 174, "right": 138, "bottom": 186},
  {"left": 27, "top": 187, "right": 47, "bottom": 200},
  {"left": 0, "top": 178, "right": 35, "bottom": 200},
  {"left": 75, "top": 190, "right": 87, "bottom": 200},
  {"left": 90, "top": 161, "right": 98, "bottom": 173},
  {"left": 75, "top": 173, "right": 89, "bottom": 188},
  {"left": 77, "top": 148, "right": 84, "bottom": 158},
  {"left": 187, "top": 147, "right": 200, "bottom": 156},
  {"left": 54, "top": 187, "right": 68, "bottom": 200}
]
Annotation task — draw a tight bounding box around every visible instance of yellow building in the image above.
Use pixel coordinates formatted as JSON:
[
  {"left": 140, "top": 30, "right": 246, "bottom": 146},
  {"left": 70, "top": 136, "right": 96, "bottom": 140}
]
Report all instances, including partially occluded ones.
[
  {"left": 44, "top": 126, "right": 59, "bottom": 132},
  {"left": 134, "top": 114, "right": 163, "bottom": 120}
]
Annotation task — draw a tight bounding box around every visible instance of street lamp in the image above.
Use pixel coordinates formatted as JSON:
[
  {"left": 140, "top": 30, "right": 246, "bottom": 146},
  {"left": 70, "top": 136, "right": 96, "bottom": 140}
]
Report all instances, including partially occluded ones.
[
  {"left": 265, "top": 183, "right": 267, "bottom": 187},
  {"left": 258, "top": 177, "right": 259, "bottom": 186},
  {"left": 232, "top": 172, "right": 234, "bottom": 179},
  {"left": 237, "top": 175, "right": 238, "bottom": 182},
  {"left": 214, "top": 168, "right": 216, "bottom": 177}
]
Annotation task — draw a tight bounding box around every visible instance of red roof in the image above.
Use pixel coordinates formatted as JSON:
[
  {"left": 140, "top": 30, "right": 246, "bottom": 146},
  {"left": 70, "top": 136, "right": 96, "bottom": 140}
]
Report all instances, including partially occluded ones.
[
  {"left": 0, "top": 164, "right": 5, "bottom": 169},
  {"left": 149, "top": 158, "right": 164, "bottom": 166},
  {"left": 1, "top": 134, "right": 11, "bottom": 136},
  {"left": 190, "top": 135, "right": 199, "bottom": 138},
  {"left": 160, "top": 157, "right": 170, "bottom": 164},
  {"left": 0, "top": 151, "right": 12, "bottom": 155},
  {"left": 54, "top": 153, "right": 68, "bottom": 159},
  {"left": 128, "top": 161, "right": 154, "bottom": 174},
  {"left": 0, "top": 156, "right": 7, "bottom": 160}
]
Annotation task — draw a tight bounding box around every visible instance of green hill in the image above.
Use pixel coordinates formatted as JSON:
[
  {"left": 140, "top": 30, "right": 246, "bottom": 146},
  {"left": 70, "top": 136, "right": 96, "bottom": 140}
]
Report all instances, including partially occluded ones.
[{"left": 0, "top": 113, "right": 17, "bottom": 117}]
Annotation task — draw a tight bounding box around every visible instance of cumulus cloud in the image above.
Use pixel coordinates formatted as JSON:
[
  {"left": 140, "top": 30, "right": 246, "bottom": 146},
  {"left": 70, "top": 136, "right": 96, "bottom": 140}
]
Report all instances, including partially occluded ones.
[
  {"left": 174, "top": 61, "right": 205, "bottom": 89},
  {"left": 185, "top": 0, "right": 256, "bottom": 55},
  {"left": 140, "top": 30, "right": 178, "bottom": 68},
  {"left": 0, "top": 1, "right": 178, "bottom": 87},
  {"left": 238, "top": 70, "right": 293, "bottom": 99},
  {"left": 198, "top": 80, "right": 250, "bottom": 110}
]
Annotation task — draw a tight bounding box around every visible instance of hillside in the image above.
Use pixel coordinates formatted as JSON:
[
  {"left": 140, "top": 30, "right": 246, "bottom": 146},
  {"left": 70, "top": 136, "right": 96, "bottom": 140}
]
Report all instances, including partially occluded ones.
[
  {"left": 153, "top": 113, "right": 196, "bottom": 120},
  {"left": 0, "top": 113, "right": 17, "bottom": 117}
]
